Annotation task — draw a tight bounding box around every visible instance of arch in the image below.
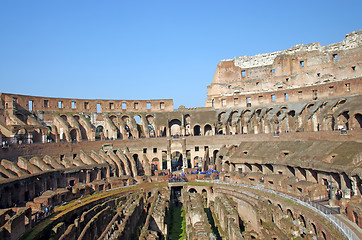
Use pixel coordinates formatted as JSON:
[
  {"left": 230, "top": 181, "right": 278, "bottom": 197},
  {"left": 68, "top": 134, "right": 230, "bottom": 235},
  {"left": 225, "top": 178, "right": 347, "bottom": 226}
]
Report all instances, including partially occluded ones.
[
  {"left": 145, "top": 115, "right": 156, "bottom": 137},
  {"left": 171, "top": 151, "right": 183, "bottom": 171},
  {"left": 213, "top": 150, "right": 219, "bottom": 165},
  {"left": 338, "top": 111, "right": 350, "bottom": 130},
  {"left": 354, "top": 113, "right": 362, "bottom": 129},
  {"left": 193, "top": 125, "right": 201, "bottom": 136},
  {"left": 311, "top": 222, "right": 317, "bottom": 235},
  {"left": 133, "top": 115, "right": 141, "bottom": 124},
  {"left": 189, "top": 188, "right": 197, "bottom": 193},
  {"left": 193, "top": 156, "right": 200, "bottom": 168},
  {"left": 125, "top": 125, "right": 132, "bottom": 138},
  {"left": 151, "top": 157, "right": 159, "bottom": 171},
  {"left": 169, "top": 119, "right": 181, "bottom": 136},
  {"left": 73, "top": 115, "right": 88, "bottom": 140},
  {"left": 218, "top": 112, "right": 226, "bottom": 122},
  {"left": 69, "top": 129, "right": 77, "bottom": 142},
  {"left": 95, "top": 125, "right": 104, "bottom": 140},
  {"left": 15, "top": 113, "right": 26, "bottom": 122},
  {"left": 60, "top": 114, "right": 68, "bottom": 122},
  {"left": 298, "top": 214, "right": 307, "bottom": 228},
  {"left": 184, "top": 114, "right": 191, "bottom": 136},
  {"left": 204, "top": 124, "right": 213, "bottom": 136},
  {"left": 286, "top": 209, "right": 294, "bottom": 220}
]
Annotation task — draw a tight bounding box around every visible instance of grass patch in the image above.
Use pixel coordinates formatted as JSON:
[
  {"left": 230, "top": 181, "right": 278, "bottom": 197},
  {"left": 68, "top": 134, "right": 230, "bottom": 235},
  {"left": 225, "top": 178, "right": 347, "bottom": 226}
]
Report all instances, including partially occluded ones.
[{"left": 187, "top": 181, "right": 212, "bottom": 186}]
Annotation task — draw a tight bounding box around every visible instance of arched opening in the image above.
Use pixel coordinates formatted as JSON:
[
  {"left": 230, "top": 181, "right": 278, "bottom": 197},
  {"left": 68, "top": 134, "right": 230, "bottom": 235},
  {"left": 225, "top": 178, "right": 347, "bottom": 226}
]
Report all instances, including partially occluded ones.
[
  {"left": 125, "top": 125, "right": 132, "bottom": 138},
  {"left": 321, "top": 231, "right": 327, "bottom": 240},
  {"left": 69, "top": 129, "right": 77, "bottom": 142},
  {"left": 189, "top": 188, "right": 197, "bottom": 193},
  {"left": 151, "top": 157, "right": 159, "bottom": 173},
  {"left": 162, "top": 151, "right": 167, "bottom": 170},
  {"left": 342, "top": 111, "right": 350, "bottom": 130},
  {"left": 299, "top": 215, "right": 307, "bottom": 228},
  {"left": 213, "top": 150, "right": 219, "bottom": 165},
  {"left": 109, "top": 115, "right": 121, "bottom": 139},
  {"left": 15, "top": 113, "right": 26, "bottom": 122},
  {"left": 60, "top": 115, "right": 68, "bottom": 123},
  {"left": 171, "top": 151, "right": 183, "bottom": 171},
  {"left": 193, "top": 156, "right": 199, "bottom": 169},
  {"left": 74, "top": 115, "right": 88, "bottom": 140},
  {"left": 169, "top": 119, "right": 181, "bottom": 137},
  {"left": 160, "top": 126, "right": 167, "bottom": 137},
  {"left": 311, "top": 223, "right": 317, "bottom": 235},
  {"left": 287, "top": 209, "right": 294, "bottom": 220},
  {"left": 204, "top": 124, "right": 213, "bottom": 136},
  {"left": 354, "top": 113, "right": 362, "bottom": 129},
  {"left": 133, "top": 154, "right": 143, "bottom": 175},
  {"left": 193, "top": 125, "right": 201, "bottom": 136},
  {"left": 95, "top": 125, "right": 104, "bottom": 140},
  {"left": 184, "top": 114, "right": 191, "bottom": 136},
  {"left": 146, "top": 115, "right": 155, "bottom": 137},
  {"left": 202, "top": 189, "right": 207, "bottom": 203},
  {"left": 133, "top": 115, "right": 141, "bottom": 124}
]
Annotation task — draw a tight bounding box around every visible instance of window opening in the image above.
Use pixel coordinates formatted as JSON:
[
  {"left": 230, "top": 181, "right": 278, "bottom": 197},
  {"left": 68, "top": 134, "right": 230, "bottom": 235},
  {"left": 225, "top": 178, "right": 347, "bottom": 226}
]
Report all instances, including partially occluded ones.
[
  {"left": 28, "top": 100, "right": 33, "bottom": 111},
  {"left": 258, "top": 96, "right": 263, "bottom": 103},
  {"left": 109, "top": 102, "right": 114, "bottom": 110},
  {"left": 147, "top": 102, "right": 151, "bottom": 110},
  {"left": 160, "top": 102, "right": 165, "bottom": 109},
  {"left": 329, "top": 86, "right": 334, "bottom": 94},
  {"left": 84, "top": 102, "right": 89, "bottom": 109},
  {"left": 234, "top": 98, "right": 238, "bottom": 106},
  {"left": 300, "top": 61, "right": 304, "bottom": 67},
  {"left": 122, "top": 102, "right": 126, "bottom": 110},
  {"left": 58, "top": 101, "right": 63, "bottom": 109},
  {"left": 241, "top": 70, "right": 246, "bottom": 77},
  {"left": 71, "top": 101, "right": 76, "bottom": 109},
  {"left": 246, "top": 97, "right": 251, "bottom": 107},
  {"left": 271, "top": 95, "right": 276, "bottom": 102},
  {"left": 345, "top": 83, "right": 350, "bottom": 91},
  {"left": 352, "top": 66, "right": 356, "bottom": 71},
  {"left": 44, "top": 100, "right": 49, "bottom": 108},
  {"left": 97, "top": 103, "right": 101, "bottom": 113},
  {"left": 284, "top": 93, "right": 289, "bottom": 101},
  {"left": 333, "top": 54, "right": 338, "bottom": 62}
]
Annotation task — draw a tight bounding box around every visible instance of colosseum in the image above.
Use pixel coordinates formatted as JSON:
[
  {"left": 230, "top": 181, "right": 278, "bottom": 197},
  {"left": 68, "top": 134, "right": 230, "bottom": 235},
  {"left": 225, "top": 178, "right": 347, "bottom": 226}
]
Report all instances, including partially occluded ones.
[{"left": 0, "top": 30, "right": 361, "bottom": 240}]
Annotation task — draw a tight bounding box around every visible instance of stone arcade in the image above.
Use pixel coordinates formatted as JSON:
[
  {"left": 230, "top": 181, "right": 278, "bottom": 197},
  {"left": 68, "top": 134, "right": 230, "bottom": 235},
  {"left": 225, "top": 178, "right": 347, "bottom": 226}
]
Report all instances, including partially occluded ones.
[{"left": 0, "top": 30, "right": 361, "bottom": 240}]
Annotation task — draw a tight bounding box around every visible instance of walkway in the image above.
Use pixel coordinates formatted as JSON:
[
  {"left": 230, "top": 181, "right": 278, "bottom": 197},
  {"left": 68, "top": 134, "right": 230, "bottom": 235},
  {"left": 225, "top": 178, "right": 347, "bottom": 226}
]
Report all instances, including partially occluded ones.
[{"left": 198, "top": 180, "right": 360, "bottom": 240}]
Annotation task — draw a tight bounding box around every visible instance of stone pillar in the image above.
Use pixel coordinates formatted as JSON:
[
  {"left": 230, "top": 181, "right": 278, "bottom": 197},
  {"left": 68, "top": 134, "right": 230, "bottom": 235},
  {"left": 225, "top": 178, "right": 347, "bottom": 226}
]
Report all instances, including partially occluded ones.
[
  {"left": 97, "top": 169, "right": 102, "bottom": 180},
  {"left": 106, "top": 166, "right": 111, "bottom": 178},
  {"left": 86, "top": 170, "right": 91, "bottom": 183}
]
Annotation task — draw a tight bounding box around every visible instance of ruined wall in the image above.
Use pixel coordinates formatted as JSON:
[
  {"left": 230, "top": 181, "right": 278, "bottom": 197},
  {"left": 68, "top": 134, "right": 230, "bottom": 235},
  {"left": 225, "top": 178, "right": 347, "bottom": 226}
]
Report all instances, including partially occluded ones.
[
  {"left": 0, "top": 93, "right": 173, "bottom": 113},
  {"left": 206, "top": 30, "right": 362, "bottom": 108}
]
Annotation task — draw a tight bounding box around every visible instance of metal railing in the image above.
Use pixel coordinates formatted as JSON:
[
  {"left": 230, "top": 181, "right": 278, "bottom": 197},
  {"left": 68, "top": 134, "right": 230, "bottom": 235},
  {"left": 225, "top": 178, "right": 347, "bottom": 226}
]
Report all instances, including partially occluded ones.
[{"left": 198, "top": 180, "right": 360, "bottom": 240}]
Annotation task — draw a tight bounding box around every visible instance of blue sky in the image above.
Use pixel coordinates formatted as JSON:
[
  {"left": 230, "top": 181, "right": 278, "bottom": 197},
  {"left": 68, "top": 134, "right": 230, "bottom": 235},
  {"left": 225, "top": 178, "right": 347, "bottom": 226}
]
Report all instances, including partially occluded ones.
[{"left": 0, "top": 1, "right": 361, "bottom": 108}]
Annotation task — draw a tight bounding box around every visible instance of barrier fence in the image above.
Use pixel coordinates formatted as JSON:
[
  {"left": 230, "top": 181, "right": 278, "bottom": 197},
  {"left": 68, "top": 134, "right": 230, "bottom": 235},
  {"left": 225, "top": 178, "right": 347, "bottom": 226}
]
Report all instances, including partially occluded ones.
[{"left": 198, "top": 180, "right": 359, "bottom": 240}]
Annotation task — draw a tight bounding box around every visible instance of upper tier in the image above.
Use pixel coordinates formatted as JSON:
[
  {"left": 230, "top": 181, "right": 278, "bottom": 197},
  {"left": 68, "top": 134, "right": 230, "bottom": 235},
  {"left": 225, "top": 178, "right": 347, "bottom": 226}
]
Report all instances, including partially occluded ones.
[{"left": 206, "top": 30, "right": 362, "bottom": 108}]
